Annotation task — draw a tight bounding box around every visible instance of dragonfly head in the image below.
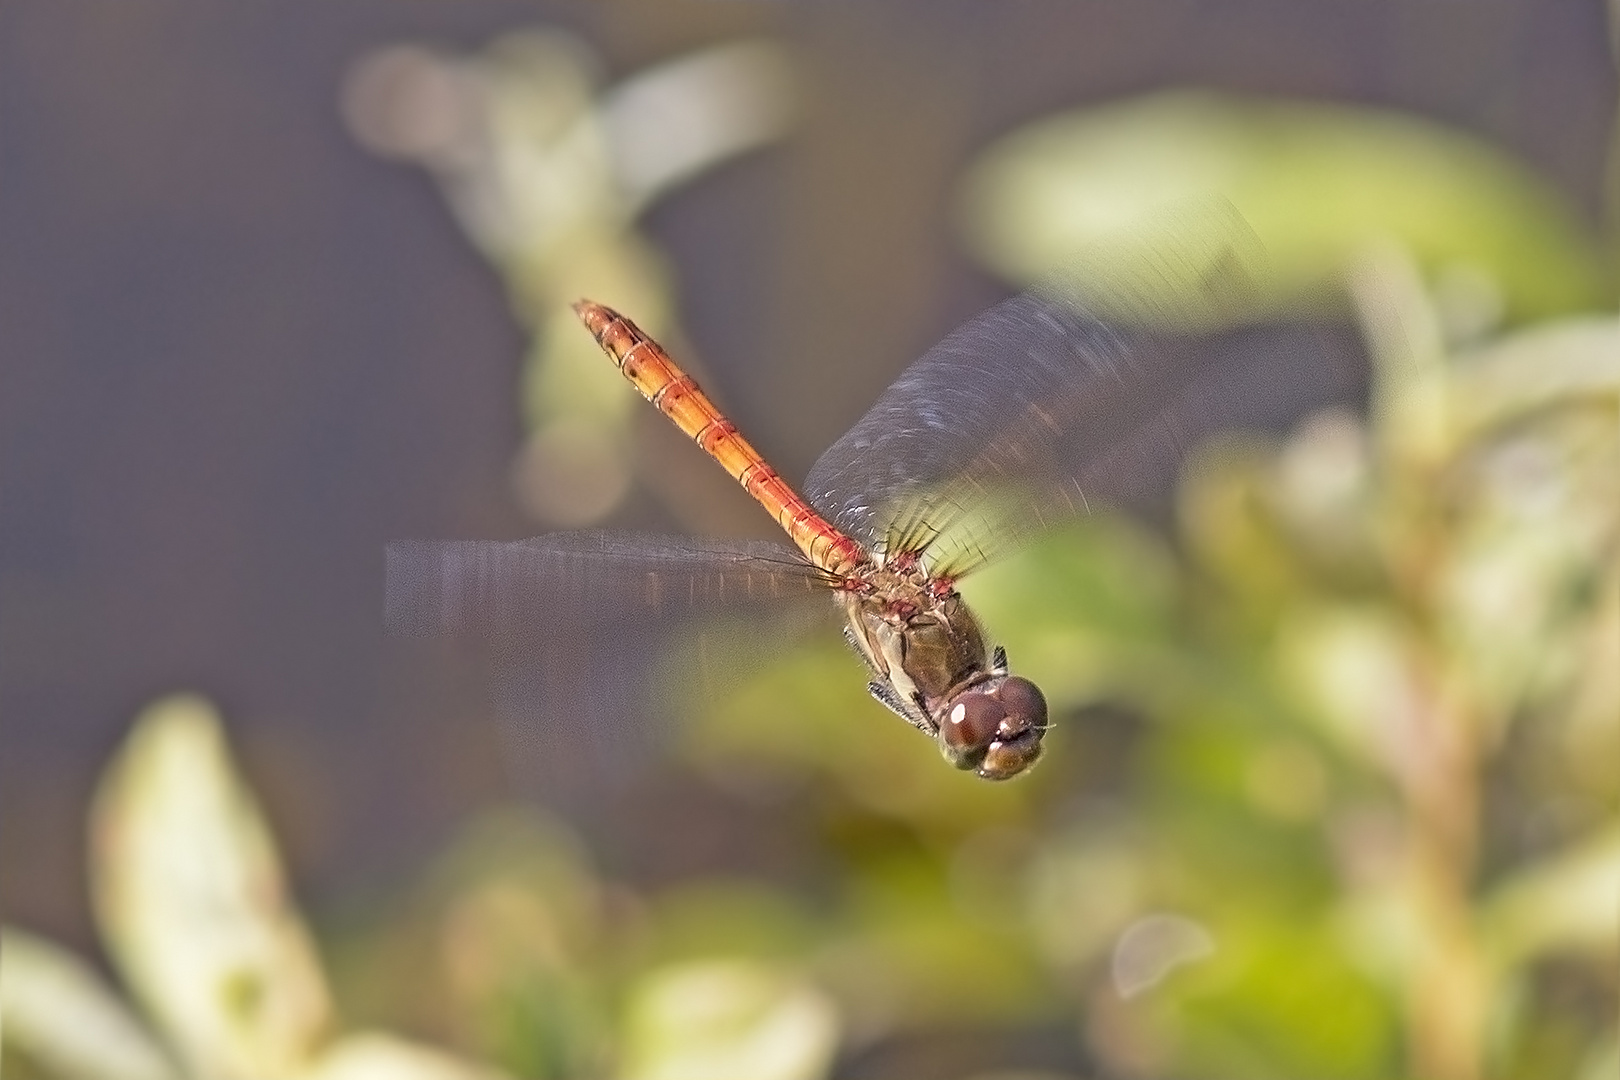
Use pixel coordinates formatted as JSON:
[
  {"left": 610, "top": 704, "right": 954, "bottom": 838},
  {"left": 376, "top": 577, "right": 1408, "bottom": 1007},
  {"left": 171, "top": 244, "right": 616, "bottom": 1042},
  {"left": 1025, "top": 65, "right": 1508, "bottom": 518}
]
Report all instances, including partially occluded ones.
[{"left": 939, "top": 675, "right": 1048, "bottom": 780}]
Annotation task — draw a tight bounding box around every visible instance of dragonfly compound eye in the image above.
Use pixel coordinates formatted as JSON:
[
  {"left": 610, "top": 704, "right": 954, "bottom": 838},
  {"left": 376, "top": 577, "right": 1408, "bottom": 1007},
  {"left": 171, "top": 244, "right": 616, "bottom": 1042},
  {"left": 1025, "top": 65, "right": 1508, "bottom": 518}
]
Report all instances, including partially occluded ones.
[{"left": 939, "top": 676, "right": 1048, "bottom": 780}]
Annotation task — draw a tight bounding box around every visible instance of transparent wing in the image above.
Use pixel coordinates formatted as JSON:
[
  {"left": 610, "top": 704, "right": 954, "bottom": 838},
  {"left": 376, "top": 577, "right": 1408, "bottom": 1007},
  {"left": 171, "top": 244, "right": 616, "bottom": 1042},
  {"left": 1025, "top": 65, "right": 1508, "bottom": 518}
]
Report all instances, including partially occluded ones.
[
  {"left": 385, "top": 531, "right": 837, "bottom": 803},
  {"left": 802, "top": 291, "right": 1136, "bottom": 559},
  {"left": 386, "top": 531, "right": 830, "bottom": 638},
  {"left": 803, "top": 212, "right": 1350, "bottom": 577}
]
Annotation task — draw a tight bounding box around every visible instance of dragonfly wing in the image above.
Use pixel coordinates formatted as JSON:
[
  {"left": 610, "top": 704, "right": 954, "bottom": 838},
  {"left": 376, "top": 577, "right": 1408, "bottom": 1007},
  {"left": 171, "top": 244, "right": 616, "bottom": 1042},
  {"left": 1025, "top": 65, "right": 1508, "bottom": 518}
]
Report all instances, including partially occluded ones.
[
  {"left": 386, "top": 531, "right": 829, "bottom": 639},
  {"left": 804, "top": 224, "right": 1353, "bottom": 576},
  {"left": 803, "top": 291, "right": 1134, "bottom": 557},
  {"left": 1040, "top": 320, "right": 1361, "bottom": 515},
  {"left": 385, "top": 531, "right": 836, "bottom": 803}
]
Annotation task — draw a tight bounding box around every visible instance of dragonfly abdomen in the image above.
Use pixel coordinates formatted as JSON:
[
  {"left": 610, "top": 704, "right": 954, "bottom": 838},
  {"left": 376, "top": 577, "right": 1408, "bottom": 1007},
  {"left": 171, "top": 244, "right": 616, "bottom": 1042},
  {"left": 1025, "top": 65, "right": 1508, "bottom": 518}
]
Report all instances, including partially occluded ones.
[{"left": 574, "top": 301, "right": 864, "bottom": 579}]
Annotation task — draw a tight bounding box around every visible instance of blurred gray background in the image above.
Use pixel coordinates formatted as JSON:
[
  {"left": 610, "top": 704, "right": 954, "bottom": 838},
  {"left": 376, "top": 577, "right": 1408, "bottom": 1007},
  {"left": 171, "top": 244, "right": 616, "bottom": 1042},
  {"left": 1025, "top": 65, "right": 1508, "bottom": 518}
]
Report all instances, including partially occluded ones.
[{"left": 2, "top": 0, "right": 1612, "bottom": 945}]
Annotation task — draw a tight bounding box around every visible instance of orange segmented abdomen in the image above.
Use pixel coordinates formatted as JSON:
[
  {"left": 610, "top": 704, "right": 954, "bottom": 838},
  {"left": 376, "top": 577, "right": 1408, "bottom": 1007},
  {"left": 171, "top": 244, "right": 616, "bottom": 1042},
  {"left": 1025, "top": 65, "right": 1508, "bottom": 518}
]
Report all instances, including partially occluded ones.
[{"left": 573, "top": 301, "right": 865, "bottom": 580}]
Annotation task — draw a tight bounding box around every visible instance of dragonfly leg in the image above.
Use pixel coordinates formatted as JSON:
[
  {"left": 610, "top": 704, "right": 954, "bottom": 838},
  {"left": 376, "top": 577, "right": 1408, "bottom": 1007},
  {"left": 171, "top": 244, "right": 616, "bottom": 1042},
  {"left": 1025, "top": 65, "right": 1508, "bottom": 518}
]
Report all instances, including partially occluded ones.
[
  {"left": 866, "top": 680, "right": 935, "bottom": 734},
  {"left": 847, "top": 626, "right": 934, "bottom": 733}
]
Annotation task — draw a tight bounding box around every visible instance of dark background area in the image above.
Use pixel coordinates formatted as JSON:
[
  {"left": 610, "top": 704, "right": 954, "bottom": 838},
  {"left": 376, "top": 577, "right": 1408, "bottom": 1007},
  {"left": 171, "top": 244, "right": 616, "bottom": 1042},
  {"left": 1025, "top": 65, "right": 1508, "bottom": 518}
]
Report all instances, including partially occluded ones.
[{"left": 2, "top": 0, "right": 1612, "bottom": 947}]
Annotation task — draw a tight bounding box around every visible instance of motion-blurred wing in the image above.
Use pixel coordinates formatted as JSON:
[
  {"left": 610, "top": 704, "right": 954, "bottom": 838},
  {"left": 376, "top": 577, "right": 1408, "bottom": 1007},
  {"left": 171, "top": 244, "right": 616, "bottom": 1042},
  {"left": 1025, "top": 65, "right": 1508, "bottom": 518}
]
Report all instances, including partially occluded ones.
[
  {"left": 803, "top": 291, "right": 1134, "bottom": 559},
  {"left": 386, "top": 531, "right": 834, "bottom": 801},
  {"left": 804, "top": 219, "right": 1353, "bottom": 576},
  {"left": 387, "top": 531, "right": 826, "bottom": 638}
]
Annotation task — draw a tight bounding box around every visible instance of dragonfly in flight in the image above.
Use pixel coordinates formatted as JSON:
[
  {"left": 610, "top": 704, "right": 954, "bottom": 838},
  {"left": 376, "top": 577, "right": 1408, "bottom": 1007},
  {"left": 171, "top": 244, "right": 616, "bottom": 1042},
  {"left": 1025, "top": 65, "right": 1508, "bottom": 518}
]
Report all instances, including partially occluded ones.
[{"left": 389, "top": 238, "right": 1299, "bottom": 784}]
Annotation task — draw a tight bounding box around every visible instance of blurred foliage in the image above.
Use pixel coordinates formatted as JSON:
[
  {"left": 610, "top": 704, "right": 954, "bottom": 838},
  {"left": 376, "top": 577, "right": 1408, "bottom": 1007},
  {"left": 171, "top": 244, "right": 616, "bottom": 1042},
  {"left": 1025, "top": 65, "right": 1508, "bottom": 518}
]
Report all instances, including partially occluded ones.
[
  {"left": 1, "top": 700, "right": 837, "bottom": 1080},
  {"left": 1, "top": 696, "right": 527, "bottom": 1080},
  {"left": 959, "top": 90, "right": 1614, "bottom": 327},
  {"left": 342, "top": 31, "right": 795, "bottom": 529},
  {"left": 6, "top": 40, "right": 1617, "bottom": 1080}
]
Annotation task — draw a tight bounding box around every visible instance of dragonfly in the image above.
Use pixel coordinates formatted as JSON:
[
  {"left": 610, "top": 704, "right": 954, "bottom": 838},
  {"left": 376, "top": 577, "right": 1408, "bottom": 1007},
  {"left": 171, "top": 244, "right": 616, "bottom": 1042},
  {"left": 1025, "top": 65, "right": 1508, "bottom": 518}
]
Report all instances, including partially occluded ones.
[
  {"left": 568, "top": 299, "right": 1053, "bottom": 779},
  {"left": 389, "top": 239, "right": 1305, "bottom": 785}
]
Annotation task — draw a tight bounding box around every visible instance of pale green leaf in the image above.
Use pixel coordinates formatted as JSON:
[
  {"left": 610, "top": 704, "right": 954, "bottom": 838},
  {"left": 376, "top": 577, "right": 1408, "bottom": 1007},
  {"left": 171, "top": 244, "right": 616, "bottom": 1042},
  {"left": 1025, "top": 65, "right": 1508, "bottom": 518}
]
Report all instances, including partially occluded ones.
[
  {"left": 1482, "top": 822, "right": 1620, "bottom": 967},
  {"left": 960, "top": 90, "right": 1611, "bottom": 323},
  {"left": 0, "top": 926, "right": 180, "bottom": 1080},
  {"left": 89, "top": 694, "right": 332, "bottom": 1079},
  {"left": 296, "top": 1032, "right": 514, "bottom": 1080},
  {"left": 619, "top": 960, "right": 837, "bottom": 1080}
]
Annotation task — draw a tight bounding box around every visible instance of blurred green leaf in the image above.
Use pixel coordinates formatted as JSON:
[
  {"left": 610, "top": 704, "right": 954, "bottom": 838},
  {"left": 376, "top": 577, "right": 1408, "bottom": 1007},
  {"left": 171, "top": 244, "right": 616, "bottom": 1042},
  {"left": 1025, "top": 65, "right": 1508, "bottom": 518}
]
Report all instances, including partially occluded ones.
[
  {"left": 960, "top": 90, "right": 1612, "bottom": 323},
  {"left": 345, "top": 33, "right": 796, "bottom": 529},
  {"left": 5, "top": 695, "right": 523, "bottom": 1080},
  {"left": 618, "top": 960, "right": 837, "bottom": 1080},
  {"left": 298, "top": 1033, "right": 511, "bottom": 1080},
  {"left": 89, "top": 695, "right": 333, "bottom": 1079},
  {"left": 0, "top": 927, "right": 180, "bottom": 1080},
  {"left": 1482, "top": 823, "right": 1620, "bottom": 968},
  {"left": 1449, "top": 317, "right": 1620, "bottom": 437}
]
